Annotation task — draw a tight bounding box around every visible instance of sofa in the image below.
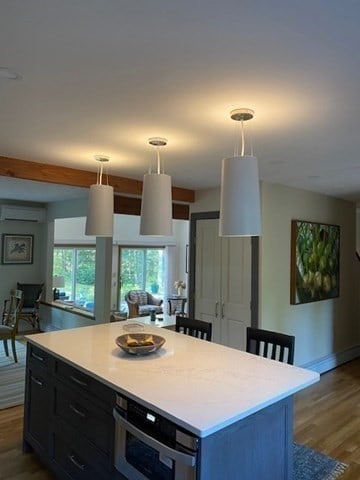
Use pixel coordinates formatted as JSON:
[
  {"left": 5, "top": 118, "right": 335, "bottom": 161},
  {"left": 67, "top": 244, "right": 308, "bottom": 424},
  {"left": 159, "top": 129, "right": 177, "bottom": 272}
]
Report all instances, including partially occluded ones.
[{"left": 125, "top": 290, "right": 163, "bottom": 318}]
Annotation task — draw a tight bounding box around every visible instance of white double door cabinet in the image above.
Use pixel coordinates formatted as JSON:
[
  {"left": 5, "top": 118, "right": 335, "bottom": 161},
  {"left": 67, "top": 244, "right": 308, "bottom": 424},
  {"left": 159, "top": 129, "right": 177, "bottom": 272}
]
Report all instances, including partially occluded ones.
[{"left": 194, "top": 218, "right": 251, "bottom": 351}]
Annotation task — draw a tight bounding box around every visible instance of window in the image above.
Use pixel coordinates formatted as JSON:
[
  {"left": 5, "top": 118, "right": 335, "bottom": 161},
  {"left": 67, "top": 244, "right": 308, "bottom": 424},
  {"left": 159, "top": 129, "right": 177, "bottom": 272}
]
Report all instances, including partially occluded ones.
[
  {"left": 119, "top": 247, "right": 165, "bottom": 310},
  {"left": 53, "top": 246, "right": 96, "bottom": 310}
]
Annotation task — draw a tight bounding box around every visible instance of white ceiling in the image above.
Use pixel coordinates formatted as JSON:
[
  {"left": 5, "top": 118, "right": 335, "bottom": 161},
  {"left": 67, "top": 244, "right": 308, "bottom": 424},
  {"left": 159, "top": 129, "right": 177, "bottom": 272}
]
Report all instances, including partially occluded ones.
[{"left": 1, "top": 1, "right": 360, "bottom": 204}]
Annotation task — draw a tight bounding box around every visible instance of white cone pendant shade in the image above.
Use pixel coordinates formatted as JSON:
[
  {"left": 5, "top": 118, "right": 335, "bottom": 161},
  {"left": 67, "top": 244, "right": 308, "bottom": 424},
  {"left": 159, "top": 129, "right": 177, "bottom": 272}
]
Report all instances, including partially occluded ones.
[
  {"left": 219, "top": 108, "right": 262, "bottom": 237},
  {"left": 85, "top": 155, "right": 114, "bottom": 237},
  {"left": 219, "top": 155, "right": 261, "bottom": 236},
  {"left": 140, "top": 173, "right": 173, "bottom": 236},
  {"left": 85, "top": 184, "right": 114, "bottom": 236},
  {"left": 140, "top": 137, "right": 173, "bottom": 236}
]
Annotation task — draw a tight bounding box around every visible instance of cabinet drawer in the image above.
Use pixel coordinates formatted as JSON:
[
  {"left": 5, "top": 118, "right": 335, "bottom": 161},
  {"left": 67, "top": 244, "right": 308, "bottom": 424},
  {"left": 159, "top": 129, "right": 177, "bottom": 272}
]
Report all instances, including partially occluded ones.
[
  {"left": 55, "top": 360, "right": 115, "bottom": 409},
  {"left": 52, "top": 429, "right": 113, "bottom": 480},
  {"left": 54, "top": 381, "right": 113, "bottom": 456},
  {"left": 28, "top": 343, "right": 52, "bottom": 370}
]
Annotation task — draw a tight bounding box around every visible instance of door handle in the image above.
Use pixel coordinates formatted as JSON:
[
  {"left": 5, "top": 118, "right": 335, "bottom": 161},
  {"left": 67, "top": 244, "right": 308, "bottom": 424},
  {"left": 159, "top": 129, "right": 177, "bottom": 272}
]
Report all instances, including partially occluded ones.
[
  {"left": 70, "top": 375, "right": 88, "bottom": 387},
  {"left": 68, "top": 454, "right": 86, "bottom": 471},
  {"left": 69, "top": 403, "right": 86, "bottom": 418},
  {"left": 31, "top": 352, "right": 45, "bottom": 362},
  {"left": 31, "top": 376, "right": 44, "bottom": 387},
  {"left": 215, "top": 301, "right": 219, "bottom": 318},
  {"left": 221, "top": 303, "right": 225, "bottom": 319}
]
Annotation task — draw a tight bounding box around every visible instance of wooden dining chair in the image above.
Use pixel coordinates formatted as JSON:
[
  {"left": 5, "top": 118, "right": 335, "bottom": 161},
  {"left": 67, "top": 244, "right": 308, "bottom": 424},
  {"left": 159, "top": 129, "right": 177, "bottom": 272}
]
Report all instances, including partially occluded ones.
[
  {"left": 16, "top": 282, "right": 44, "bottom": 331},
  {"left": 246, "top": 327, "right": 295, "bottom": 365},
  {"left": 175, "top": 315, "right": 212, "bottom": 341},
  {"left": 0, "top": 289, "right": 24, "bottom": 362}
]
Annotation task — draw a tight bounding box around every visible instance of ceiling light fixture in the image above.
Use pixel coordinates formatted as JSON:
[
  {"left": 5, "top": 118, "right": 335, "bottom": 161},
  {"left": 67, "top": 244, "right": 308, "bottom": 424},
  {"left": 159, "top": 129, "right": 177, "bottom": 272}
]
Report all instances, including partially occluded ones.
[
  {"left": 219, "top": 108, "right": 262, "bottom": 237},
  {"left": 85, "top": 155, "right": 114, "bottom": 237},
  {"left": 140, "top": 137, "right": 173, "bottom": 236}
]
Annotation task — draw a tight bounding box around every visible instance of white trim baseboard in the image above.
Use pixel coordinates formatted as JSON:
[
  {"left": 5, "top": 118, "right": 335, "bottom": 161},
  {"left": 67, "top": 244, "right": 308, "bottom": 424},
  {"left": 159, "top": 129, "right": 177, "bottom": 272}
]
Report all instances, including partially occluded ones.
[{"left": 301, "top": 344, "right": 360, "bottom": 374}]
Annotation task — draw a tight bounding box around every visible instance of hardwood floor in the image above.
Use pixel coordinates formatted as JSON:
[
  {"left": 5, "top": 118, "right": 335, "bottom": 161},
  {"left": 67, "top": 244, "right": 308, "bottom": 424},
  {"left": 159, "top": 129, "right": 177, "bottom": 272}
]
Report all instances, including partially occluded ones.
[
  {"left": 294, "top": 357, "right": 360, "bottom": 480},
  {"left": 0, "top": 406, "right": 56, "bottom": 479},
  {"left": 0, "top": 358, "right": 359, "bottom": 479}
]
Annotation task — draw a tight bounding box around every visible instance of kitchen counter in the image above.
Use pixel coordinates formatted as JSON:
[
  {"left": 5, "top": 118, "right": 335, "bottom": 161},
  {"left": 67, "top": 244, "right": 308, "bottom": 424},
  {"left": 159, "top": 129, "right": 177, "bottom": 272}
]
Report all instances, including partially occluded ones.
[
  {"left": 129, "top": 314, "right": 176, "bottom": 329},
  {"left": 26, "top": 320, "right": 319, "bottom": 438}
]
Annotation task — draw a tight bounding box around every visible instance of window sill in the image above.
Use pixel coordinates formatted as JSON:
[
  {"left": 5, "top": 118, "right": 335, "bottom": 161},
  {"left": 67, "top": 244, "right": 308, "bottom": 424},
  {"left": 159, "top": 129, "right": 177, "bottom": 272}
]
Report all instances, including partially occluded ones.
[{"left": 40, "top": 300, "right": 95, "bottom": 319}]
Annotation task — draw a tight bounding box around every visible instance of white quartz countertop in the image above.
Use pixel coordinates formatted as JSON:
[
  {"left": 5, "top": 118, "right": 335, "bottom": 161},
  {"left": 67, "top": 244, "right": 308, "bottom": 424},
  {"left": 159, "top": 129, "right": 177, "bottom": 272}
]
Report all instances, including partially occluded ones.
[
  {"left": 26, "top": 321, "right": 319, "bottom": 437},
  {"left": 128, "top": 314, "right": 176, "bottom": 329}
]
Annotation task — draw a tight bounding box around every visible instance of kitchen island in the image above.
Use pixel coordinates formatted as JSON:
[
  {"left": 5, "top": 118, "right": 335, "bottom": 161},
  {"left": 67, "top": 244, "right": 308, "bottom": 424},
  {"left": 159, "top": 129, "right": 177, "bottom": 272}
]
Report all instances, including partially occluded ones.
[
  {"left": 23, "top": 321, "right": 319, "bottom": 480},
  {"left": 127, "top": 314, "right": 176, "bottom": 329}
]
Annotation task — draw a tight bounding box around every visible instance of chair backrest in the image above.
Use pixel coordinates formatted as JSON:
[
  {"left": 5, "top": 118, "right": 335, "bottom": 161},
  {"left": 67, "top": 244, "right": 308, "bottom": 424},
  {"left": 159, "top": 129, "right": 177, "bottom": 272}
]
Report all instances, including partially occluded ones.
[
  {"left": 2, "top": 289, "right": 24, "bottom": 329},
  {"left": 16, "top": 283, "right": 44, "bottom": 308},
  {"left": 126, "top": 290, "right": 148, "bottom": 306},
  {"left": 246, "top": 327, "right": 295, "bottom": 365},
  {"left": 175, "top": 316, "right": 212, "bottom": 341}
]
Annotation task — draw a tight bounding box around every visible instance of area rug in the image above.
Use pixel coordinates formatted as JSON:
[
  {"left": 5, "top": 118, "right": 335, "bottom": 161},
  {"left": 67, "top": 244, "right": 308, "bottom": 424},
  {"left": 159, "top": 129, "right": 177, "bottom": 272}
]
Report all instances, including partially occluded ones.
[
  {"left": 0, "top": 339, "right": 27, "bottom": 409},
  {"left": 294, "top": 443, "right": 348, "bottom": 480}
]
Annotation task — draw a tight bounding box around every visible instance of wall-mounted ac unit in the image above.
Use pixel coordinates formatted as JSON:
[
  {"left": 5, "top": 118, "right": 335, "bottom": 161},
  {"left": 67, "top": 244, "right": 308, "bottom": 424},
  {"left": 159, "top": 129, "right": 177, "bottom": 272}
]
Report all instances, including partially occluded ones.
[{"left": 0, "top": 204, "right": 47, "bottom": 222}]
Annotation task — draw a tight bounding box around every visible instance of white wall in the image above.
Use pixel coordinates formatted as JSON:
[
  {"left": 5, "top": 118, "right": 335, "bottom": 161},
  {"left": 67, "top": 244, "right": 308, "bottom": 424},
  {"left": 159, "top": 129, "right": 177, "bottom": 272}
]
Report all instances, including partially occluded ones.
[
  {"left": 261, "top": 183, "right": 358, "bottom": 366},
  {"left": 0, "top": 217, "right": 47, "bottom": 309},
  {"left": 47, "top": 197, "right": 88, "bottom": 221},
  {"left": 191, "top": 184, "right": 360, "bottom": 367},
  {"left": 191, "top": 188, "right": 220, "bottom": 213},
  {"left": 54, "top": 214, "right": 187, "bottom": 246}
]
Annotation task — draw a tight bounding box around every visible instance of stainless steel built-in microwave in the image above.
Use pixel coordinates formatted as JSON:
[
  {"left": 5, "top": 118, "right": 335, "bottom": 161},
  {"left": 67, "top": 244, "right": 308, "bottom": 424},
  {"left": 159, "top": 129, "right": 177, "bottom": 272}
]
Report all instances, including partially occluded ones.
[{"left": 113, "top": 393, "right": 199, "bottom": 480}]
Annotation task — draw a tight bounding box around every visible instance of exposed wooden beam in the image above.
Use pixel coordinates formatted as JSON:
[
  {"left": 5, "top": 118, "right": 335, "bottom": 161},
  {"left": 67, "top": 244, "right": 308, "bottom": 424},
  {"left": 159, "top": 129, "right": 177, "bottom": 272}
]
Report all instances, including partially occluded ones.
[
  {"left": 0, "top": 155, "right": 195, "bottom": 203},
  {"left": 114, "top": 195, "right": 189, "bottom": 220}
]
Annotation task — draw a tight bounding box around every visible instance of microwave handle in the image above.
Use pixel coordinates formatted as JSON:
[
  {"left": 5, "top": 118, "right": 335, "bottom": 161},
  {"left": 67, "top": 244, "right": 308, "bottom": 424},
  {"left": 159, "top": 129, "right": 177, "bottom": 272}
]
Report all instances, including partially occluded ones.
[{"left": 113, "top": 408, "right": 196, "bottom": 467}]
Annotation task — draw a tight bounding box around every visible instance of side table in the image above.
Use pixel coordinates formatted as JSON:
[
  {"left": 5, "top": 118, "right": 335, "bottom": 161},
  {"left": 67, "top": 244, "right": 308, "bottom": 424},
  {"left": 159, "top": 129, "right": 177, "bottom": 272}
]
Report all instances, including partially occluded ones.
[{"left": 167, "top": 295, "right": 187, "bottom": 316}]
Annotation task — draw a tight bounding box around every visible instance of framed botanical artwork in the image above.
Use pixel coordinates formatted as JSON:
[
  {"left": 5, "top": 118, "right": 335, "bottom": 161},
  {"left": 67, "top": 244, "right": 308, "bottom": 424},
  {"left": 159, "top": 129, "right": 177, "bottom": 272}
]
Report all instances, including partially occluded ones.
[
  {"left": 290, "top": 220, "right": 340, "bottom": 305},
  {"left": 2, "top": 234, "right": 34, "bottom": 264}
]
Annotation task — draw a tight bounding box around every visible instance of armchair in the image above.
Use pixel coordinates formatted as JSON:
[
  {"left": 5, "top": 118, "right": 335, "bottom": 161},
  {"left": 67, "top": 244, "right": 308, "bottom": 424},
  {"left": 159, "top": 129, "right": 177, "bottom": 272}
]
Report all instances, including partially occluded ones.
[
  {"left": 125, "top": 290, "right": 163, "bottom": 318},
  {"left": 16, "top": 282, "right": 44, "bottom": 331},
  {"left": 0, "top": 289, "right": 24, "bottom": 362}
]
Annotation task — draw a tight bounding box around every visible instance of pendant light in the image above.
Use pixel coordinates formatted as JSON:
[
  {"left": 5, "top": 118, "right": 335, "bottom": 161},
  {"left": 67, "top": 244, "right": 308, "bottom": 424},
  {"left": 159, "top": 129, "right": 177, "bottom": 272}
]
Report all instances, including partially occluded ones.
[
  {"left": 219, "top": 108, "right": 262, "bottom": 237},
  {"left": 140, "top": 137, "right": 173, "bottom": 236},
  {"left": 85, "top": 155, "right": 114, "bottom": 237}
]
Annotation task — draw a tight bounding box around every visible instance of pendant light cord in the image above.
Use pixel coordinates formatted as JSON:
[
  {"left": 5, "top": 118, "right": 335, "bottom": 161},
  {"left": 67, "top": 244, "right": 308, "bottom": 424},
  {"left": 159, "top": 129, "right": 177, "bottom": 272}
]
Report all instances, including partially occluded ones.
[
  {"left": 147, "top": 137, "right": 167, "bottom": 174},
  {"left": 148, "top": 146, "right": 163, "bottom": 174},
  {"left": 156, "top": 147, "right": 161, "bottom": 174},
  {"left": 234, "top": 120, "right": 245, "bottom": 156},
  {"left": 241, "top": 119, "right": 245, "bottom": 156},
  {"left": 96, "top": 159, "right": 110, "bottom": 185},
  {"left": 234, "top": 118, "right": 254, "bottom": 156},
  {"left": 98, "top": 161, "right": 104, "bottom": 185}
]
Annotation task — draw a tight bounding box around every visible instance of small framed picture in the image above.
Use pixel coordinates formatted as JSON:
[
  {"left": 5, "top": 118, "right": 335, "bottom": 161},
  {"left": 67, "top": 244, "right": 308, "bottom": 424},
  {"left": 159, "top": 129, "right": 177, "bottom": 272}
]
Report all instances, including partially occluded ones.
[{"left": 2, "top": 234, "right": 34, "bottom": 264}]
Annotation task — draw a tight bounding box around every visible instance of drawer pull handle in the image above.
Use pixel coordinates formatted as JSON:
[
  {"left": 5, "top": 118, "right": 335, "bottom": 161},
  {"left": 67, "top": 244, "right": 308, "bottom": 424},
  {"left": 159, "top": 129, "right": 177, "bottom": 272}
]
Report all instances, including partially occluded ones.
[
  {"left": 31, "top": 376, "right": 44, "bottom": 387},
  {"left": 69, "top": 375, "right": 88, "bottom": 387},
  {"left": 31, "top": 352, "right": 45, "bottom": 362},
  {"left": 69, "top": 403, "right": 86, "bottom": 418},
  {"left": 68, "top": 454, "right": 86, "bottom": 471}
]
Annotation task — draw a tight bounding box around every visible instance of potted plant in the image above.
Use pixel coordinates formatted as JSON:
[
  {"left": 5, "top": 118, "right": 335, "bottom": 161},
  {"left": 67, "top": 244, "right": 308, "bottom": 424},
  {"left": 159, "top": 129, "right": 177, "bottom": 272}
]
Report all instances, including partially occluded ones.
[{"left": 150, "top": 282, "right": 159, "bottom": 294}]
